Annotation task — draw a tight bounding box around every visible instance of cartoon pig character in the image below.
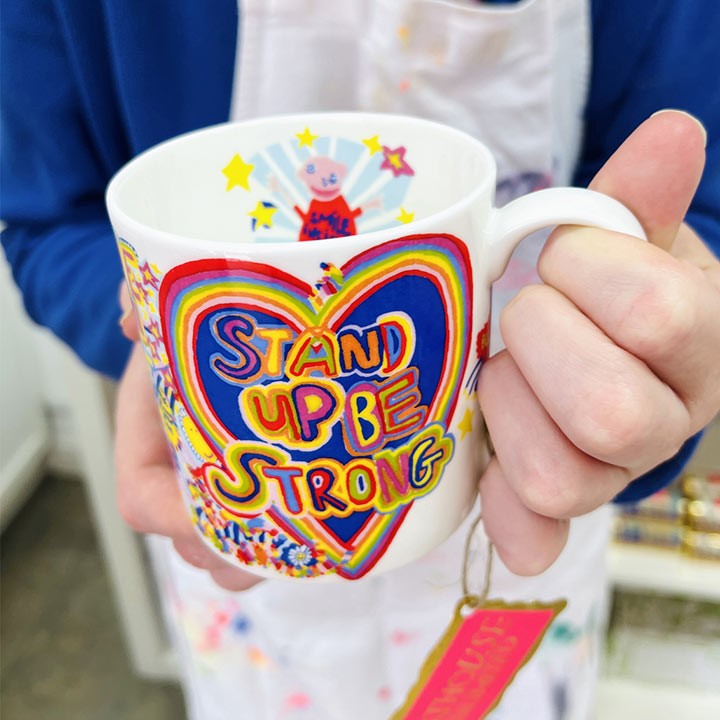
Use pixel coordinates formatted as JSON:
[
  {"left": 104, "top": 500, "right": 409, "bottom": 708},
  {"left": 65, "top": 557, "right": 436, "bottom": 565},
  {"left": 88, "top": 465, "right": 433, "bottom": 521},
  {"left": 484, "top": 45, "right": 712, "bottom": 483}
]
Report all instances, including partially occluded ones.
[
  {"left": 268, "top": 155, "right": 382, "bottom": 240},
  {"left": 296, "top": 156, "right": 362, "bottom": 241},
  {"left": 271, "top": 157, "right": 381, "bottom": 242}
]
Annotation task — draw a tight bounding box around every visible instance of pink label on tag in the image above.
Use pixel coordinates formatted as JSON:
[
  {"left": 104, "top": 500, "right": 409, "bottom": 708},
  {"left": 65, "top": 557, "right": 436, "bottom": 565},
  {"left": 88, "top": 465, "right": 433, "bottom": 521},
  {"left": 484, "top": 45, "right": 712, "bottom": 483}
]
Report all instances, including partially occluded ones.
[{"left": 403, "top": 607, "right": 558, "bottom": 719}]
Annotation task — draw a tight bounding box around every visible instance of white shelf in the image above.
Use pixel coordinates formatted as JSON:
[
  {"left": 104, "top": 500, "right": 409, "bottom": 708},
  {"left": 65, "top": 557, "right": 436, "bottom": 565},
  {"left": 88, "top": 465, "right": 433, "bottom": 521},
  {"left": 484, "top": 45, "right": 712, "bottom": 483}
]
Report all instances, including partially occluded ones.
[
  {"left": 607, "top": 543, "right": 720, "bottom": 602},
  {"left": 595, "top": 677, "right": 720, "bottom": 720}
]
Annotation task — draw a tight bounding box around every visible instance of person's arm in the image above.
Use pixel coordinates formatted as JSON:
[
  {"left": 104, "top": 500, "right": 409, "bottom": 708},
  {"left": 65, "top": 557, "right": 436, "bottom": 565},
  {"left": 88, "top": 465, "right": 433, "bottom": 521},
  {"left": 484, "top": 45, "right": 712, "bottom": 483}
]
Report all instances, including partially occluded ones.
[
  {"left": 1, "top": 0, "right": 239, "bottom": 378},
  {"left": 2, "top": 0, "right": 254, "bottom": 590},
  {"left": 0, "top": 0, "right": 131, "bottom": 377},
  {"left": 573, "top": 0, "right": 720, "bottom": 503}
]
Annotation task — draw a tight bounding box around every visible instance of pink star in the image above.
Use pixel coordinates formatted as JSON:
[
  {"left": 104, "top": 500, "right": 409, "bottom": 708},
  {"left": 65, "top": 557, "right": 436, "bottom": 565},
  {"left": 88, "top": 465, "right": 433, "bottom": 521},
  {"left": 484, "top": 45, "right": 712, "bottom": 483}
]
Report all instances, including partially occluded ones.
[
  {"left": 147, "top": 339, "right": 162, "bottom": 363},
  {"left": 159, "top": 365, "right": 175, "bottom": 389},
  {"left": 137, "top": 261, "right": 160, "bottom": 290},
  {"left": 144, "top": 329, "right": 162, "bottom": 354},
  {"left": 132, "top": 280, "right": 149, "bottom": 305},
  {"left": 146, "top": 319, "right": 162, "bottom": 340},
  {"left": 380, "top": 145, "right": 414, "bottom": 177}
]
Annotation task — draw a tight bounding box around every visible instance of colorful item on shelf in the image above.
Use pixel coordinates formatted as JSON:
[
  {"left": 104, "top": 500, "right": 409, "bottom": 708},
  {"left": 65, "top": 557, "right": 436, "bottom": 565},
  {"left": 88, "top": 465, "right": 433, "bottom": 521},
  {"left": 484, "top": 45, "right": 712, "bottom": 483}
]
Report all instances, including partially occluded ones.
[{"left": 614, "top": 474, "right": 720, "bottom": 561}]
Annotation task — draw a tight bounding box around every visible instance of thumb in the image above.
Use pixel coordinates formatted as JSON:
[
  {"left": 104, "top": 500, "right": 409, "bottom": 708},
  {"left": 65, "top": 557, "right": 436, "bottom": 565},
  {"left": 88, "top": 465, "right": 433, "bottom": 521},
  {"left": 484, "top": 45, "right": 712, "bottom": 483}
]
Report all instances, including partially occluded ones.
[{"left": 589, "top": 109, "right": 706, "bottom": 251}]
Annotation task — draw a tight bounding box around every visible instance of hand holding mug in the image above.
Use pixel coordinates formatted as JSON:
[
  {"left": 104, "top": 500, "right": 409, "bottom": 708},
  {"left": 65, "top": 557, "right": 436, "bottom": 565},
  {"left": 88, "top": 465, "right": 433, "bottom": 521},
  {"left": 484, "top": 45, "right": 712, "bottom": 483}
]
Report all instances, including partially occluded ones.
[
  {"left": 480, "top": 110, "right": 720, "bottom": 574},
  {"left": 118, "top": 289, "right": 262, "bottom": 591}
]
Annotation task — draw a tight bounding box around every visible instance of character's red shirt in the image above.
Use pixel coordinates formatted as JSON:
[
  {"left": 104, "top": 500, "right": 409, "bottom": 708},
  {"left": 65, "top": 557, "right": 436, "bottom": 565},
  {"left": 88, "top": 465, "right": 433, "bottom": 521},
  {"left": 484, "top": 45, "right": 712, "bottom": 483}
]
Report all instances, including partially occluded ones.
[{"left": 295, "top": 196, "right": 362, "bottom": 241}]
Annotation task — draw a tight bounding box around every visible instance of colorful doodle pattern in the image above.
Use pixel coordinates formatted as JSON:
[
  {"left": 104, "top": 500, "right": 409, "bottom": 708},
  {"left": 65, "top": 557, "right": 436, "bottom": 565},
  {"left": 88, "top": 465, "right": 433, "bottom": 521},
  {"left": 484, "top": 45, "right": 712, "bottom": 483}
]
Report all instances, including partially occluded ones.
[{"left": 119, "top": 234, "right": 474, "bottom": 578}]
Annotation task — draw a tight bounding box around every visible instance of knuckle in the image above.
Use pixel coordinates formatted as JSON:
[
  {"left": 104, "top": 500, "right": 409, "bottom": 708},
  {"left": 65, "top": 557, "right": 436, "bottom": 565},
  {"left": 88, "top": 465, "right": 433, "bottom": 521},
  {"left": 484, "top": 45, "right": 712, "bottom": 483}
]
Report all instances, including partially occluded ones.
[
  {"left": 477, "top": 351, "right": 510, "bottom": 404},
  {"left": 500, "top": 284, "right": 545, "bottom": 332},
  {"left": 620, "top": 266, "right": 700, "bottom": 356},
  {"left": 519, "top": 472, "right": 583, "bottom": 519},
  {"left": 539, "top": 226, "right": 589, "bottom": 276},
  {"left": 513, "top": 283, "right": 544, "bottom": 303},
  {"left": 571, "top": 381, "right": 653, "bottom": 460}
]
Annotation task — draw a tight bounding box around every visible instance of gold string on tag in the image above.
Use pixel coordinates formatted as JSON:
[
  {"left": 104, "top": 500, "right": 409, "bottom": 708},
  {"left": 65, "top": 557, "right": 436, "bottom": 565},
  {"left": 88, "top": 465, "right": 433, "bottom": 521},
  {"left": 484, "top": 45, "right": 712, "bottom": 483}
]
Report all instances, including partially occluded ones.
[{"left": 461, "top": 512, "right": 493, "bottom": 609}]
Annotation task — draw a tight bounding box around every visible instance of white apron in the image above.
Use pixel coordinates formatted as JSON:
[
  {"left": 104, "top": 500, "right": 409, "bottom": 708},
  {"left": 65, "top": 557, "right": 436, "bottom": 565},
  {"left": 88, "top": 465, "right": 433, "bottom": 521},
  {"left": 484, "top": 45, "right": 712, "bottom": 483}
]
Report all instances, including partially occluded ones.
[{"left": 152, "top": 2, "right": 613, "bottom": 718}]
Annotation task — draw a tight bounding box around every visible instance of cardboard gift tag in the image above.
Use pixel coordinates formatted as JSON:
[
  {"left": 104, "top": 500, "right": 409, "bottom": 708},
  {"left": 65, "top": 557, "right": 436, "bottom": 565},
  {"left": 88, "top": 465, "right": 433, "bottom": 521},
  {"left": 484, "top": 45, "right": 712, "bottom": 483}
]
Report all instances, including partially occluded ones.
[{"left": 392, "top": 597, "right": 566, "bottom": 720}]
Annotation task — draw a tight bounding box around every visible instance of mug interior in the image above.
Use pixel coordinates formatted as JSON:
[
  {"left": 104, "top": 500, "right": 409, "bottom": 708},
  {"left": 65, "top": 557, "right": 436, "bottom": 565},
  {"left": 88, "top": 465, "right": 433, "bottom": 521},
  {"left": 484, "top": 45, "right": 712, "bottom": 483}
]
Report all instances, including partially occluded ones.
[{"left": 107, "top": 113, "right": 494, "bottom": 246}]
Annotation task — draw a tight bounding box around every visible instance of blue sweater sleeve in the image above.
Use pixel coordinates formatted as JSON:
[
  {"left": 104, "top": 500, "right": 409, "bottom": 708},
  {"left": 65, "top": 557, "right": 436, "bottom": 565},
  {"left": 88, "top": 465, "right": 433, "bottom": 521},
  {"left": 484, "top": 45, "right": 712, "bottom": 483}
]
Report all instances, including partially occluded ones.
[
  {"left": 0, "top": 0, "right": 237, "bottom": 379},
  {"left": 0, "top": 0, "right": 131, "bottom": 377},
  {"left": 574, "top": 0, "right": 720, "bottom": 502}
]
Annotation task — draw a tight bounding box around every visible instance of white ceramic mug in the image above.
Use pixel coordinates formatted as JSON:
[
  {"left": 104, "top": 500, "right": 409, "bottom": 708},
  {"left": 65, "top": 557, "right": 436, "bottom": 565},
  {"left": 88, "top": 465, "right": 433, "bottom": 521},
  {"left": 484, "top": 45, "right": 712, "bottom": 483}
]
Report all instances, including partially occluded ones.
[{"left": 107, "top": 113, "right": 645, "bottom": 581}]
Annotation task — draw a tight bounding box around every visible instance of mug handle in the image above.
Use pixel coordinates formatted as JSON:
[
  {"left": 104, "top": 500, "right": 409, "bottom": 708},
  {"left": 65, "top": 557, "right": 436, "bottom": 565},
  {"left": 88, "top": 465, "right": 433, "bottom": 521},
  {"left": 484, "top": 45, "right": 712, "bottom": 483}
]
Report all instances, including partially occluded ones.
[{"left": 485, "top": 187, "right": 647, "bottom": 282}]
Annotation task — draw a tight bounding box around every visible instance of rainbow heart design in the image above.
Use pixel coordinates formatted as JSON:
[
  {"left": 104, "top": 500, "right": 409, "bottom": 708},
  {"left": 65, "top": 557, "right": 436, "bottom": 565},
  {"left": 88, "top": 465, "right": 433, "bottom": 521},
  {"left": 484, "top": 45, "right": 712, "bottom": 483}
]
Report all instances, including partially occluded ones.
[{"left": 159, "top": 235, "right": 472, "bottom": 578}]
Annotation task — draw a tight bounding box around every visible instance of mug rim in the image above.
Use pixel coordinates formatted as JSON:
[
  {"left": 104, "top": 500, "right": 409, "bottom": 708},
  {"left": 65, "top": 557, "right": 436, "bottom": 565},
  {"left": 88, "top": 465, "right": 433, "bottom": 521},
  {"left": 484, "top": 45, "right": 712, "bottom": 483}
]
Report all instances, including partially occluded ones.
[{"left": 106, "top": 111, "right": 497, "bottom": 254}]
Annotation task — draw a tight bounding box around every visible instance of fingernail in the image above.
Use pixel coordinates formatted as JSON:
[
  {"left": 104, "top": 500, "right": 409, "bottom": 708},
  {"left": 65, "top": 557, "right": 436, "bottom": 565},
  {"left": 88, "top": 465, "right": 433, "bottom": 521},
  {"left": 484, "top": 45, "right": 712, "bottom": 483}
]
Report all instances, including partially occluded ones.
[{"left": 651, "top": 109, "right": 707, "bottom": 148}]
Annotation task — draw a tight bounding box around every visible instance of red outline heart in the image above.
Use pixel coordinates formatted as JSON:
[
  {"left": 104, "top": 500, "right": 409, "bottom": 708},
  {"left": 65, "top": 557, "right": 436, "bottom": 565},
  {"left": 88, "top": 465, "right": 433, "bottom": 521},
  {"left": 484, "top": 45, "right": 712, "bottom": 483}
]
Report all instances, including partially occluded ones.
[{"left": 160, "top": 235, "right": 472, "bottom": 578}]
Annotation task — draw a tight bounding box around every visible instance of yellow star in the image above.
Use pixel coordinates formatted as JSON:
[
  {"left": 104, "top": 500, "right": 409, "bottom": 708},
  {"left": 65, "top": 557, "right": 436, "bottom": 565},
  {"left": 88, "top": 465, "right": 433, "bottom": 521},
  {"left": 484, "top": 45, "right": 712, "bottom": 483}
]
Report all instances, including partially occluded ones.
[
  {"left": 457, "top": 408, "right": 474, "bottom": 441},
  {"left": 248, "top": 201, "right": 277, "bottom": 229},
  {"left": 396, "top": 207, "right": 414, "bottom": 224},
  {"left": 222, "top": 154, "right": 254, "bottom": 191},
  {"left": 296, "top": 127, "right": 319, "bottom": 148},
  {"left": 397, "top": 25, "right": 409, "bottom": 45},
  {"left": 362, "top": 134, "right": 383, "bottom": 155}
]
